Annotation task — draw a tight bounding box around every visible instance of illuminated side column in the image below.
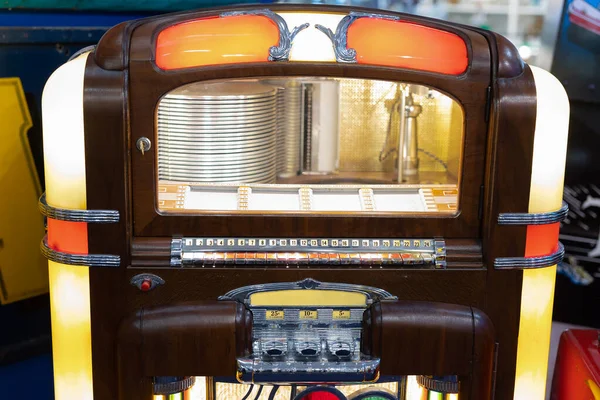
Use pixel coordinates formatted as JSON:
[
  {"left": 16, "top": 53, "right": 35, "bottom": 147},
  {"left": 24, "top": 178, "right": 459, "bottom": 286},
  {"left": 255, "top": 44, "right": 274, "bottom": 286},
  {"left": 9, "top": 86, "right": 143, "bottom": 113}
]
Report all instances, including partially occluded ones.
[
  {"left": 42, "top": 53, "right": 93, "bottom": 400},
  {"left": 513, "top": 66, "right": 569, "bottom": 399}
]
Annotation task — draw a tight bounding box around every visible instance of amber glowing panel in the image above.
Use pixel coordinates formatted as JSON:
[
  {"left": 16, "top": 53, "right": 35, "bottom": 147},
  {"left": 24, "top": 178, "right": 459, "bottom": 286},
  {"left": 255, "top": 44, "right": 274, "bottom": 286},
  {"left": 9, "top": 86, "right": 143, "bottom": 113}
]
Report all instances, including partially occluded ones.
[
  {"left": 155, "top": 15, "right": 279, "bottom": 70},
  {"left": 347, "top": 19, "right": 468, "bottom": 75}
]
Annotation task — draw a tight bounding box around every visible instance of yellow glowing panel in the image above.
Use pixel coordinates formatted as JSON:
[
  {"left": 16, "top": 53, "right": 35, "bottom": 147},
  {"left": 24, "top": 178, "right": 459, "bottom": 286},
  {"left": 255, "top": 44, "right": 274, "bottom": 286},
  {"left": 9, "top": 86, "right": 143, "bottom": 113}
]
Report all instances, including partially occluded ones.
[
  {"left": 249, "top": 289, "right": 366, "bottom": 307},
  {"left": 0, "top": 78, "right": 47, "bottom": 304},
  {"left": 278, "top": 12, "right": 343, "bottom": 62},
  {"left": 42, "top": 52, "right": 92, "bottom": 400},
  {"left": 49, "top": 262, "right": 93, "bottom": 400},
  {"left": 514, "top": 66, "right": 569, "bottom": 400}
]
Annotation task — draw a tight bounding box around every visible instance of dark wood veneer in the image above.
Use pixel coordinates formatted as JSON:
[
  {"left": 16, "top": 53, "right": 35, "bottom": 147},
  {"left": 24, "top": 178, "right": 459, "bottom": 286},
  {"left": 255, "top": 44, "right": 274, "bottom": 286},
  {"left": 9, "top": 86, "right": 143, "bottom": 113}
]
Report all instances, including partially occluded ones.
[{"left": 80, "top": 5, "right": 540, "bottom": 399}]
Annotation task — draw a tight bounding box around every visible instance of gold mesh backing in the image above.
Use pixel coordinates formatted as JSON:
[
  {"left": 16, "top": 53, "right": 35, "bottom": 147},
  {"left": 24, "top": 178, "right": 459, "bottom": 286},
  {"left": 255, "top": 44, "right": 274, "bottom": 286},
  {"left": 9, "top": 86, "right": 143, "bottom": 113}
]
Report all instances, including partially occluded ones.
[
  {"left": 339, "top": 79, "right": 398, "bottom": 172},
  {"left": 338, "top": 80, "right": 463, "bottom": 179},
  {"left": 446, "top": 100, "right": 465, "bottom": 181}
]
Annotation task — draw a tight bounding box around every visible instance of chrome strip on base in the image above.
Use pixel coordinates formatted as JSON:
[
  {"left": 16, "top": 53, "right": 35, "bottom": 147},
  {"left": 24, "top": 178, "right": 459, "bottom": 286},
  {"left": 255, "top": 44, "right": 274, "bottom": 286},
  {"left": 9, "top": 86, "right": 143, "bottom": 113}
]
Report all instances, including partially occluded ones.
[
  {"left": 40, "top": 236, "right": 120, "bottom": 267},
  {"left": 497, "top": 202, "right": 568, "bottom": 225},
  {"left": 494, "top": 242, "right": 564, "bottom": 270},
  {"left": 219, "top": 278, "right": 397, "bottom": 304},
  {"left": 38, "top": 193, "right": 119, "bottom": 223}
]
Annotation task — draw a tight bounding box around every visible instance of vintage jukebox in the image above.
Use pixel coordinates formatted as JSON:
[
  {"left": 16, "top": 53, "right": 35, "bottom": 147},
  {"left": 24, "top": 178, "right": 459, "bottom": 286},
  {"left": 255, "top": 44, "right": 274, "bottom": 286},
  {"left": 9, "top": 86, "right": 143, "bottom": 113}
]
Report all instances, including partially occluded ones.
[{"left": 39, "top": 5, "right": 570, "bottom": 400}]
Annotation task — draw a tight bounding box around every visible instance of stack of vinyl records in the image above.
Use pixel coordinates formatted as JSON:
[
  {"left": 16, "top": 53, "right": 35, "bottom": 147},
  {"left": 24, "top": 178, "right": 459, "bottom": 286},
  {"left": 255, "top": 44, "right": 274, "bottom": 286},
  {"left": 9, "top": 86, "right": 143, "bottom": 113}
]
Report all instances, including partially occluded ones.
[
  {"left": 158, "top": 81, "right": 278, "bottom": 183},
  {"left": 263, "top": 80, "right": 303, "bottom": 178}
]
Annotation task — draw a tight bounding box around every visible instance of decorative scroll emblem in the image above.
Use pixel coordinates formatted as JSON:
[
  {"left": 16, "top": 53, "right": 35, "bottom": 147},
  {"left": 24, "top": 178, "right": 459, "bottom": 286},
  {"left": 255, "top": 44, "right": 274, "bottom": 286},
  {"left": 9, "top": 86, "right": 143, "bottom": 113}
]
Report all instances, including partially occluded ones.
[
  {"left": 221, "top": 9, "right": 309, "bottom": 61},
  {"left": 219, "top": 278, "right": 397, "bottom": 304},
  {"left": 315, "top": 12, "right": 399, "bottom": 63}
]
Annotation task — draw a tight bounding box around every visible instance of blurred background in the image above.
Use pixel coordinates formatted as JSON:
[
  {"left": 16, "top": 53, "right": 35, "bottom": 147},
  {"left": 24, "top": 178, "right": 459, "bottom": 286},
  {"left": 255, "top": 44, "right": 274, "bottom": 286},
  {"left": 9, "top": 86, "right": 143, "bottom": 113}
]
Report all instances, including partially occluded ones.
[{"left": 0, "top": 0, "right": 598, "bottom": 398}]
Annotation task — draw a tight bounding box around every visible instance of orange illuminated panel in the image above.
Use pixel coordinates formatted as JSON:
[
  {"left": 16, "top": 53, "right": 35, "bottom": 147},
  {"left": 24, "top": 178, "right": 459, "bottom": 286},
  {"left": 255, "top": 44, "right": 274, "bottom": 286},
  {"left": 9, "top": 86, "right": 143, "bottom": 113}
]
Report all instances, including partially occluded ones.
[
  {"left": 156, "top": 15, "right": 279, "bottom": 70},
  {"left": 347, "top": 18, "right": 468, "bottom": 75},
  {"left": 47, "top": 218, "right": 88, "bottom": 254},
  {"left": 525, "top": 223, "right": 560, "bottom": 258}
]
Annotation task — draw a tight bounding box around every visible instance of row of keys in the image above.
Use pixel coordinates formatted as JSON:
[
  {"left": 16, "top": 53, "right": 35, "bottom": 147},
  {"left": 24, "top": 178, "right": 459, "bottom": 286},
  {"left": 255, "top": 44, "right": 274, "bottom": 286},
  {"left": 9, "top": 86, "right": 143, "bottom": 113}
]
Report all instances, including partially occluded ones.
[
  {"left": 180, "top": 252, "right": 437, "bottom": 266},
  {"left": 183, "top": 238, "right": 433, "bottom": 249}
]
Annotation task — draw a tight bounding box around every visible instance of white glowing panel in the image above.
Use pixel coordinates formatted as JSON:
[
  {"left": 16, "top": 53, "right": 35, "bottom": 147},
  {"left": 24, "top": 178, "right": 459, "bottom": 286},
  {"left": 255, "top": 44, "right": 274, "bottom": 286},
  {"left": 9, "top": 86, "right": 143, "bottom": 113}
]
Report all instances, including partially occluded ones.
[
  {"left": 278, "top": 12, "right": 344, "bottom": 62},
  {"left": 373, "top": 191, "right": 427, "bottom": 212},
  {"left": 249, "top": 190, "right": 301, "bottom": 211},
  {"left": 184, "top": 187, "right": 238, "bottom": 211},
  {"left": 405, "top": 375, "right": 426, "bottom": 400},
  {"left": 42, "top": 53, "right": 88, "bottom": 210},
  {"left": 312, "top": 191, "right": 362, "bottom": 211},
  {"left": 528, "top": 66, "right": 570, "bottom": 214}
]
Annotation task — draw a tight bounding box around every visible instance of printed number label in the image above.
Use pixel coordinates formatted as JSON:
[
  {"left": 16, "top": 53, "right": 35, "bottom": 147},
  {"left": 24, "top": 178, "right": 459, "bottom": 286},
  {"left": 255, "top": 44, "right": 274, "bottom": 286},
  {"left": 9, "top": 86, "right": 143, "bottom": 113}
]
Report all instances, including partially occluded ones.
[
  {"left": 266, "top": 310, "right": 284, "bottom": 320},
  {"left": 333, "top": 310, "right": 351, "bottom": 319},
  {"left": 299, "top": 310, "right": 318, "bottom": 319}
]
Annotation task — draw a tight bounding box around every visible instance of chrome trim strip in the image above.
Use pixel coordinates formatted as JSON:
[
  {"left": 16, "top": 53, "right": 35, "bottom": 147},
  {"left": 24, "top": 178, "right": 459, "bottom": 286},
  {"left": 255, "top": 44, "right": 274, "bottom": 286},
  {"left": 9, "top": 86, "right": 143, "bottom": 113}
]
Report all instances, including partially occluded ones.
[
  {"left": 40, "top": 236, "right": 120, "bottom": 267},
  {"left": 219, "top": 278, "right": 398, "bottom": 305},
  {"left": 220, "top": 9, "right": 308, "bottom": 61},
  {"left": 494, "top": 242, "right": 564, "bottom": 270},
  {"left": 434, "top": 238, "right": 446, "bottom": 269},
  {"left": 170, "top": 237, "right": 183, "bottom": 267},
  {"left": 38, "top": 193, "right": 119, "bottom": 223},
  {"left": 315, "top": 11, "right": 399, "bottom": 63},
  {"left": 497, "top": 202, "right": 568, "bottom": 225}
]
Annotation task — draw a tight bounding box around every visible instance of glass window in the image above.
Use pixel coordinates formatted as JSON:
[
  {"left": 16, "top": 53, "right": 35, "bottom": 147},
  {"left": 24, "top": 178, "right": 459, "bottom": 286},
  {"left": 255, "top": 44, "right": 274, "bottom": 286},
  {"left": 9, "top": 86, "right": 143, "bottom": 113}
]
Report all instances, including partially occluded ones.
[{"left": 156, "top": 77, "right": 463, "bottom": 215}]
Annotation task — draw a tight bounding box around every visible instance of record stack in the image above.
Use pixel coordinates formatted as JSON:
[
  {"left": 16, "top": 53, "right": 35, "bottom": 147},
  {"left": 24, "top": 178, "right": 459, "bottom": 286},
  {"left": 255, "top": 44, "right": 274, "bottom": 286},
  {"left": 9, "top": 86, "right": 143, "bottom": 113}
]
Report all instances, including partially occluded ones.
[{"left": 157, "top": 81, "right": 278, "bottom": 184}]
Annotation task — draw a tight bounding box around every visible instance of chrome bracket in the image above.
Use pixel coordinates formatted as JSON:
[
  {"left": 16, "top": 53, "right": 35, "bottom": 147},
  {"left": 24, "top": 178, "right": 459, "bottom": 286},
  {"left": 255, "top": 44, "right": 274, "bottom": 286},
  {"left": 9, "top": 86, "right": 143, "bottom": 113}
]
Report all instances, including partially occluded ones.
[
  {"left": 220, "top": 9, "right": 309, "bottom": 61},
  {"left": 38, "top": 193, "right": 119, "bottom": 223},
  {"left": 494, "top": 242, "right": 565, "bottom": 270},
  {"left": 315, "top": 11, "right": 399, "bottom": 63},
  {"left": 497, "top": 202, "right": 568, "bottom": 225},
  {"left": 40, "top": 235, "right": 120, "bottom": 267}
]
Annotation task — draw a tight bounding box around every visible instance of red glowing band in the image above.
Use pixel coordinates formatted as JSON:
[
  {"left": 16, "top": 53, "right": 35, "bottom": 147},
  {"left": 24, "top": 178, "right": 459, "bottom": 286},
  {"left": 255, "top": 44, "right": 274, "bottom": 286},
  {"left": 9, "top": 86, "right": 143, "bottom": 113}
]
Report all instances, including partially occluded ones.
[
  {"left": 524, "top": 223, "right": 560, "bottom": 258},
  {"left": 47, "top": 218, "right": 88, "bottom": 255}
]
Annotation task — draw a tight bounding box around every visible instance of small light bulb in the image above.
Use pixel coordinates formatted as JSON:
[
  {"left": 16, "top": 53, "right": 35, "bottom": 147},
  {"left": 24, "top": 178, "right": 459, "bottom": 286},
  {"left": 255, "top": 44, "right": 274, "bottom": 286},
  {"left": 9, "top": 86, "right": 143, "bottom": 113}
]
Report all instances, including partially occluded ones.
[{"left": 518, "top": 45, "right": 532, "bottom": 61}]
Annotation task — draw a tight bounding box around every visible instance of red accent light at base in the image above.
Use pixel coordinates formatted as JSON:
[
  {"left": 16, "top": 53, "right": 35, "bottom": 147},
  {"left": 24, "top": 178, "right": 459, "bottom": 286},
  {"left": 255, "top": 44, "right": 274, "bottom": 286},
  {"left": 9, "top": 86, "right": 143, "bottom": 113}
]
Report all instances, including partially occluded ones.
[{"left": 140, "top": 280, "right": 152, "bottom": 292}]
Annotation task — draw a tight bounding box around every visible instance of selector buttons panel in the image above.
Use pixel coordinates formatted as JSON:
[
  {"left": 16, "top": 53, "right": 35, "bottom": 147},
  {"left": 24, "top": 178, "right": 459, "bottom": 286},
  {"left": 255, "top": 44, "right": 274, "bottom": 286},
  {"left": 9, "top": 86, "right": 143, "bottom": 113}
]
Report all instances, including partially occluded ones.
[{"left": 170, "top": 237, "right": 446, "bottom": 269}]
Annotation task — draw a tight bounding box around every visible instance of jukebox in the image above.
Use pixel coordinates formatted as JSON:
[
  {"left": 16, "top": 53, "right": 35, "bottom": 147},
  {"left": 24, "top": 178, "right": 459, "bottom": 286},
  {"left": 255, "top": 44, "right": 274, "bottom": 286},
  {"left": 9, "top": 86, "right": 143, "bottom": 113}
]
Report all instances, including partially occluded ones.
[{"left": 39, "top": 5, "right": 570, "bottom": 400}]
